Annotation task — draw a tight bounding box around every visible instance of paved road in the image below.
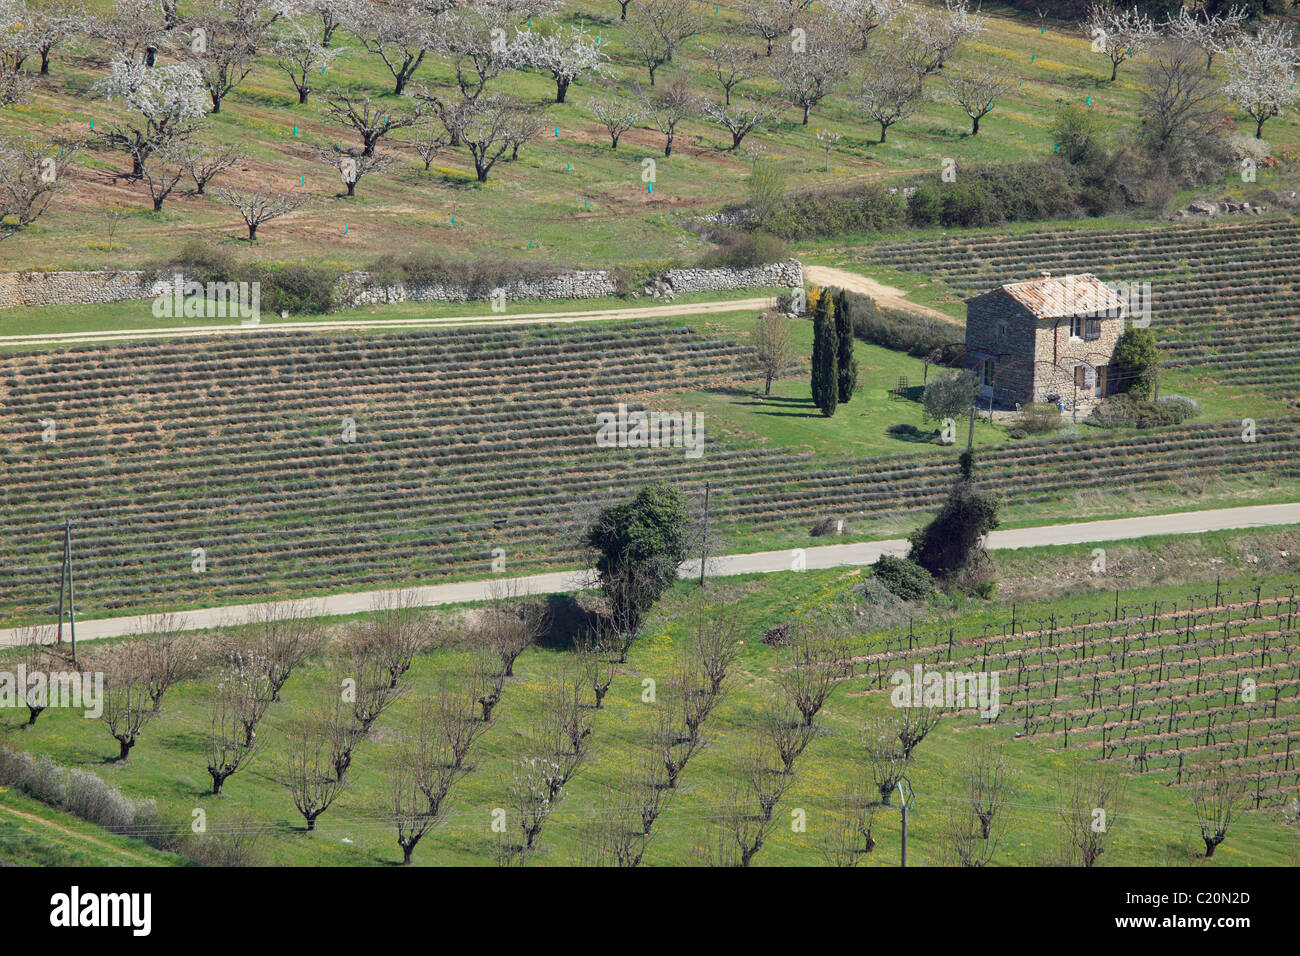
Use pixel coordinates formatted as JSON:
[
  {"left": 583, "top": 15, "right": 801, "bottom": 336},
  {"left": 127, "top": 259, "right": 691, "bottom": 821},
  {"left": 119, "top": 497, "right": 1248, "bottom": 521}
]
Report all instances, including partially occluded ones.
[
  {"left": 4, "top": 503, "right": 1297, "bottom": 647},
  {"left": 0, "top": 296, "right": 777, "bottom": 348}
]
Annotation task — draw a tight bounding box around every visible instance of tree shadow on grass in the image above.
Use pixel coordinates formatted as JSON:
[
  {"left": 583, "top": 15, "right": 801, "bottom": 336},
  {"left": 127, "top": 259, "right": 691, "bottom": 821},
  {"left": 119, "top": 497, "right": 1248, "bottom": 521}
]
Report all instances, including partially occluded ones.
[{"left": 537, "top": 593, "right": 603, "bottom": 652}]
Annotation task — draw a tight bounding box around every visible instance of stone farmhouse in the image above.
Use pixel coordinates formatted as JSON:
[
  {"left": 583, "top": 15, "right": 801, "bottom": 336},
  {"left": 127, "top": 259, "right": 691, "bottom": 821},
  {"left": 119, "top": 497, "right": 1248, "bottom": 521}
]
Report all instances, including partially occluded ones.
[{"left": 963, "top": 272, "right": 1129, "bottom": 412}]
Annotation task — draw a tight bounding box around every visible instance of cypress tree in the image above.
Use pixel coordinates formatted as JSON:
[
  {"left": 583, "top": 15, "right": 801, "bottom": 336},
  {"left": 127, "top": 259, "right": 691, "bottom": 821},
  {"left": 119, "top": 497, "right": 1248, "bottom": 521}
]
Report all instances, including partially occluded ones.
[
  {"left": 834, "top": 289, "right": 858, "bottom": 404},
  {"left": 810, "top": 289, "right": 838, "bottom": 417}
]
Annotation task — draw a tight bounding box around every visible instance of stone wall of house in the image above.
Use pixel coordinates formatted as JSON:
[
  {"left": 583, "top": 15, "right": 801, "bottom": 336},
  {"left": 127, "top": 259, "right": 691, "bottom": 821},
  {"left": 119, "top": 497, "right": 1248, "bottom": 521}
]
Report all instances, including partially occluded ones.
[
  {"left": 1031, "top": 312, "right": 1124, "bottom": 409},
  {"left": 964, "top": 289, "right": 1036, "bottom": 408},
  {"left": 1, "top": 259, "right": 803, "bottom": 313}
]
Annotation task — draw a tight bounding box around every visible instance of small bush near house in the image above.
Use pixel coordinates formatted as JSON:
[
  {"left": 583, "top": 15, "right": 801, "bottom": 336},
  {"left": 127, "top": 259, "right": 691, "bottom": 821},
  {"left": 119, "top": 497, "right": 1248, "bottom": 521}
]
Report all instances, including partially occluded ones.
[
  {"left": 838, "top": 290, "right": 963, "bottom": 358},
  {"left": 1015, "top": 402, "right": 1065, "bottom": 435},
  {"left": 871, "top": 554, "right": 936, "bottom": 602},
  {"left": 1088, "top": 392, "right": 1199, "bottom": 429}
]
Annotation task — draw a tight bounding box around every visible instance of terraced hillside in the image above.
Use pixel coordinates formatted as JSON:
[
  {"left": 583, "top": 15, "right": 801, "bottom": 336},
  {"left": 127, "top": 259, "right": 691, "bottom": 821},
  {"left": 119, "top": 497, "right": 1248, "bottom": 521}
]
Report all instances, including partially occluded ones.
[
  {"left": 2, "top": 319, "right": 1300, "bottom": 621},
  {"left": 859, "top": 218, "right": 1300, "bottom": 400}
]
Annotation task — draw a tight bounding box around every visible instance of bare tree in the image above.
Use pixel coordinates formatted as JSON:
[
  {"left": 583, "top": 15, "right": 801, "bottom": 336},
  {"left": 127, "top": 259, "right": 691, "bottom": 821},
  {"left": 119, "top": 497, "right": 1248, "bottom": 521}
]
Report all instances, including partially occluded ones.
[
  {"left": 743, "top": 0, "right": 800, "bottom": 56},
  {"left": 1189, "top": 755, "right": 1247, "bottom": 859},
  {"left": 764, "top": 705, "right": 816, "bottom": 774},
  {"left": 136, "top": 141, "right": 188, "bottom": 211},
  {"left": 588, "top": 90, "right": 644, "bottom": 149},
  {"left": 456, "top": 93, "right": 528, "bottom": 182},
  {"left": 215, "top": 638, "right": 275, "bottom": 747},
  {"left": 14, "top": 625, "right": 53, "bottom": 726},
  {"left": 700, "top": 96, "right": 779, "bottom": 150},
  {"left": 274, "top": 17, "right": 343, "bottom": 103},
  {"left": 325, "top": 89, "right": 423, "bottom": 157},
  {"left": 298, "top": 0, "right": 365, "bottom": 47},
  {"left": 773, "top": 24, "right": 851, "bottom": 125},
  {"left": 750, "top": 310, "right": 794, "bottom": 396},
  {"left": 387, "top": 752, "right": 441, "bottom": 865},
  {"left": 179, "top": 141, "right": 244, "bottom": 194},
  {"left": 944, "top": 58, "right": 1014, "bottom": 135},
  {"left": 280, "top": 716, "right": 349, "bottom": 830},
  {"left": 247, "top": 603, "right": 323, "bottom": 702},
  {"left": 641, "top": 77, "right": 696, "bottom": 157},
  {"left": 183, "top": 0, "right": 282, "bottom": 113},
  {"left": 858, "top": 53, "right": 924, "bottom": 142},
  {"left": 818, "top": 786, "right": 877, "bottom": 865},
  {"left": 1138, "top": 39, "right": 1223, "bottom": 181},
  {"left": 702, "top": 42, "right": 757, "bottom": 104},
  {"left": 862, "top": 713, "right": 907, "bottom": 804},
  {"left": 1081, "top": 3, "right": 1156, "bottom": 82},
  {"left": 627, "top": 0, "right": 700, "bottom": 85},
  {"left": 0, "top": 137, "right": 76, "bottom": 238},
  {"left": 577, "top": 635, "right": 616, "bottom": 710},
  {"left": 206, "top": 683, "right": 259, "bottom": 795},
  {"left": 97, "top": 638, "right": 157, "bottom": 760},
  {"left": 347, "top": 0, "right": 442, "bottom": 95},
  {"left": 357, "top": 590, "right": 434, "bottom": 688},
  {"left": 215, "top": 183, "right": 306, "bottom": 239},
  {"left": 137, "top": 615, "right": 197, "bottom": 712},
  {"left": 405, "top": 124, "right": 448, "bottom": 169},
  {"left": 314, "top": 143, "right": 395, "bottom": 197},
  {"left": 470, "top": 644, "right": 508, "bottom": 721},
  {"left": 689, "top": 601, "right": 740, "bottom": 698},
  {"left": 967, "top": 741, "right": 1013, "bottom": 840},
  {"left": 343, "top": 629, "right": 404, "bottom": 734},
  {"left": 20, "top": 0, "right": 83, "bottom": 75},
  {"left": 1057, "top": 759, "right": 1127, "bottom": 867},
  {"left": 938, "top": 802, "right": 995, "bottom": 866},
  {"left": 777, "top": 621, "right": 850, "bottom": 728}
]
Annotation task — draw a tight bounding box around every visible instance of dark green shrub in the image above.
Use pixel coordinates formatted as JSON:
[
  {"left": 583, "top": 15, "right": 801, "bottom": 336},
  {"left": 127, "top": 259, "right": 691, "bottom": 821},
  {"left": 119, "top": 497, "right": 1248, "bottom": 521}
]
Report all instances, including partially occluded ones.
[
  {"left": 1088, "top": 393, "right": 1197, "bottom": 428},
  {"left": 758, "top": 183, "right": 907, "bottom": 240},
  {"left": 1015, "top": 402, "right": 1065, "bottom": 434},
  {"left": 871, "top": 554, "right": 935, "bottom": 602},
  {"left": 250, "top": 263, "right": 337, "bottom": 314},
  {"left": 838, "top": 289, "right": 964, "bottom": 357}
]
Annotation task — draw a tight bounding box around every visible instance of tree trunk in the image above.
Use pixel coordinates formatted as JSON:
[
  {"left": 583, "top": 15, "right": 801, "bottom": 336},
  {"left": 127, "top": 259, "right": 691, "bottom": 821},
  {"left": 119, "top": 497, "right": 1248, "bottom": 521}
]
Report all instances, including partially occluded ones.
[
  {"left": 27, "top": 705, "right": 43, "bottom": 726},
  {"left": 556, "top": 77, "right": 569, "bottom": 103},
  {"left": 345, "top": 180, "right": 356, "bottom": 196},
  {"left": 118, "top": 738, "right": 132, "bottom": 761},
  {"left": 764, "top": 374, "right": 772, "bottom": 396},
  {"left": 1256, "top": 117, "right": 1265, "bottom": 139},
  {"left": 1204, "top": 834, "right": 1222, "bottom": 858},
  {"left": 248, "top": 223, "right": 258, "bottom": 241},
  {"left": 395, "top": 76, "right": 407, "bottom": 95},
  {"left": 211, "top": 93, "right": 222, "bottom": 114},
  {"left": 663, "top": 136, "right": 673, "bottom": 157},
  {"left": 211, "top": 771, "right": 225, "bottom": 795},
  {"left": 299, "top": 87, "right": 309, "bottom": 104},
  {"left": 972, "top": 115, "right": 980, "bottom": 135},
  {"left": 306, "top": 812, "right": 318, "bottom": 831},
  {"left": 1110, "top": 61, "right": 1118, "bottom": 81},
  {"left": 402, "top": 842, "right": 414, "bottom": 864},
  {"left": 802, "top": 104, "right": 810, "bottom": 125},
  {"left": 40, "top": 52, "right": 50, "bottom": 75},
  {"left": 879, "top": 122, "right": 888, "bottom": 143},
  {"left": 153, "top": 196, "right": 164, "bottom": 211}
]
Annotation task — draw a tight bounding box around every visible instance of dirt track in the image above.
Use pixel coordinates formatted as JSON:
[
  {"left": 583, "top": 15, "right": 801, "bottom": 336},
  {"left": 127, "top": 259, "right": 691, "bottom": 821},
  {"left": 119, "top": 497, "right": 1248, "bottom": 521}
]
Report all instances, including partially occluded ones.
[{"left": 802, "top": 265, "right": 961, "bottom": 325}]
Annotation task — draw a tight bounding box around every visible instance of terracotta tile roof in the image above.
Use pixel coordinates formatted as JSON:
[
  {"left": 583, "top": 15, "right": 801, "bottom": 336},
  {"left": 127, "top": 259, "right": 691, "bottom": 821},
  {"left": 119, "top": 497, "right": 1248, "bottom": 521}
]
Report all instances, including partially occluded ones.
[{"left": 985, "top": 273, "right": 1126, "bottom": 319}]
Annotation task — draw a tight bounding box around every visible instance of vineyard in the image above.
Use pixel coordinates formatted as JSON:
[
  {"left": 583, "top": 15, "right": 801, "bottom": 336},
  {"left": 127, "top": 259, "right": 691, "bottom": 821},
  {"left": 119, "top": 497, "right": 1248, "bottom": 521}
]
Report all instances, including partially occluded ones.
[
  {"left": 851, "top": 582, "right": 1300, "bottom": 810},
  {"left": 3, "top": 318, "right": 1300, "bottom": 621},
  {"left": 859, "top": 218, "right": 1300, "bottom": 400}
]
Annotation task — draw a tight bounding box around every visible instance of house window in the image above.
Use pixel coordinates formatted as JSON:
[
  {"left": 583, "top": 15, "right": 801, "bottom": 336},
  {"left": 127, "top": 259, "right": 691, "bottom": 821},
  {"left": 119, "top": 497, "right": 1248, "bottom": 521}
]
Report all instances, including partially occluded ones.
[
  {"left": 1070, "top": 315, "right": 1083, "bottom": 339},
  {"left": 1073, "top": 364, "right": 1095, "bottom": 391},
  {"left": 982, "top": 359, "right": 996, "bottom": 387},
  {"left": 1071, "top": 315, "right": 1101, "bottom": 340},
  {"left": 996, "top": 321, "right": 1008, "bottom": 340}
]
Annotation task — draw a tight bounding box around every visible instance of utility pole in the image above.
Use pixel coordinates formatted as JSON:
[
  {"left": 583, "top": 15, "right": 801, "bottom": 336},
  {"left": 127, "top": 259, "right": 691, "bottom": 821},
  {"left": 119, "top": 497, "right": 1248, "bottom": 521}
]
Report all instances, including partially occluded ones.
[
  {"left": 699, "top": 481, "right": 710, "bottom": 588},
  {"left": 896, "top": 776, "right": 914, "bottom": 867},
  {"left": 967, "top": 401, "right": 976, "bottom": 451},
  {"left": 56, "top": 519, "right": 77, "bottom": 664}
]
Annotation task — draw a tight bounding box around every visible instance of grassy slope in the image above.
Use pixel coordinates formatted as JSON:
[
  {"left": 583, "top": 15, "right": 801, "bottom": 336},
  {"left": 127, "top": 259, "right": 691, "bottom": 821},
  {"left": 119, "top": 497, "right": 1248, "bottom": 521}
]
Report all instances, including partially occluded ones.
[
  {"left": 4, "top": 530, "right": 1299, "bottom": 867},
  {"left": 0, "top": 787, "right": 184, "bottom": 866},
  {"left": 2, "top": 4, "right": 1297, "bottom": 271}
]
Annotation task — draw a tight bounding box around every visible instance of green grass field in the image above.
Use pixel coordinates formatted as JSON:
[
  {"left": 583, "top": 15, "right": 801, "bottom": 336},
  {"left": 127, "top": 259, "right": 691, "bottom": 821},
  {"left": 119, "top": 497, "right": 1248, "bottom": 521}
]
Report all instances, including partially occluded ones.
[{"left": 5, "top": 527, "right": 1300, "bottom": 867}]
